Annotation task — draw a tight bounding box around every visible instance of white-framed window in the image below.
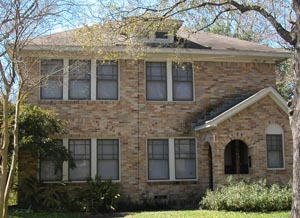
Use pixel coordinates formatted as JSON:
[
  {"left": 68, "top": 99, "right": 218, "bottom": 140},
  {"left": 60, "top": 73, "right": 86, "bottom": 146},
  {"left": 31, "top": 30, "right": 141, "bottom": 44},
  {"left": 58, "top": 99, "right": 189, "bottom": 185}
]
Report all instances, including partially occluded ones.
[
  {"left": 68, "top": 60, "right": 91, "bottom": 100},
  {"left": 146, "top": 61, "right": 194, "bottom": 102},
  {"left": 96, "top": 61, "right": 118, "bottom": 100},
  {"left": 266, "top": 124, "right": 284, "bottom": 169},
  {"left": 97, "top": 139, "right": 119, "bottom": 180},
  {"left": 147, "top": 138, "right": 197, "bottom": 181},
  {"left": 39, "top": 140, "right": 63, "bottom": 182},
  {"left": 69, "top": 139, "right": 91, "bottom": 181},
  {"left": 148, "top": 139, "right": 169, "bottom": 180},
  {"left": 175, "top": 139, "right": 196, "bottom": 179},
  {"left": 40, "top": 59, "right": 63, "bottom": 100},
  {"left": 146, "top": 62, "right": 167, "bottom": 101},
  {"left": 172, "top": 62, "right": 193, "bottom": 101}
]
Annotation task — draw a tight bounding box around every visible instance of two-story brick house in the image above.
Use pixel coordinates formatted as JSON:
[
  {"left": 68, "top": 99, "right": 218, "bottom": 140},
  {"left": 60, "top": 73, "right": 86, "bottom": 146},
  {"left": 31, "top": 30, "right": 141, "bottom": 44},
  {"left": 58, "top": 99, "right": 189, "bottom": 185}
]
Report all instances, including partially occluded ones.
[{"left": 19, "top": 20, "right": 291, "bottom": 204}]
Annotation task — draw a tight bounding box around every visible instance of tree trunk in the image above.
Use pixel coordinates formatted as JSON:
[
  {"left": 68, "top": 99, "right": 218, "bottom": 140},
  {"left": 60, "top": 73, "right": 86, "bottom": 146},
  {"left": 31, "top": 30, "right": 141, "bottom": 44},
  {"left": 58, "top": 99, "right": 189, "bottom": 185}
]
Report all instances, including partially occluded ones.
[
  {"left": 0, "top": 95, "right": 10, "bottom": 218},
  {"left": 290, "top": 48, "right": 300, "bottom": 218}
]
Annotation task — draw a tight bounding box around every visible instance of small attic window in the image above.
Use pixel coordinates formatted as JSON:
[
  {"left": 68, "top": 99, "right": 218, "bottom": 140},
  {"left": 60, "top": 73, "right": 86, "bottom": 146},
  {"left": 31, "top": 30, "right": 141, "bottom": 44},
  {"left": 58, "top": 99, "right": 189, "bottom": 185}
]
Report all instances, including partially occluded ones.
[{"left": 155, "top": 31, "right": 168, "bottom": 39}]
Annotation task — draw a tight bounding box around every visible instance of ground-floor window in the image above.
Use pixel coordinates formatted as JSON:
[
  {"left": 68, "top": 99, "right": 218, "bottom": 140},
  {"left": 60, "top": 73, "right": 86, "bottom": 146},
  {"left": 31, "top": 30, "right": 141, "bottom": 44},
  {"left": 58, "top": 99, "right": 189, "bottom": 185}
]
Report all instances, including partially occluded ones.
[
  {"left": 97, "top": 139, "right": 119, "bottom": 180},
  {"left": 39, "top": 140, "right": 63, "bottom": 181},
  {"left": 266, "top": 124, "right": 284, "bottom": 169},
  {"left": 69, "top": 139, "right": 91, "bottom": 181},
  {"left": 147, "top": 138, "right": 196, "bottom": 181}
]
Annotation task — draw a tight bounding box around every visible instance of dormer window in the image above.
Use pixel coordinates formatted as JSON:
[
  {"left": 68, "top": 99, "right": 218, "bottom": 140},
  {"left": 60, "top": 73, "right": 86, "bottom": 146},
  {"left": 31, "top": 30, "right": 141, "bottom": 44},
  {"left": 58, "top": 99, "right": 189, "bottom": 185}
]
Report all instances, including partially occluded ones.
[
  {"left": 149, "top": 30, "right": 174, "bottom": 43},
  {"left": 155, "top": 32, "right": 168, "bottom": 39}
]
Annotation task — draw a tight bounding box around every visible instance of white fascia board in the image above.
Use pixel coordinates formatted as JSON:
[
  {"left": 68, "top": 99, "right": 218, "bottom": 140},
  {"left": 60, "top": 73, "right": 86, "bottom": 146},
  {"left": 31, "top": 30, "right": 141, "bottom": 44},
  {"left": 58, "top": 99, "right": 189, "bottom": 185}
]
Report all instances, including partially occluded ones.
[
  {"left": 194, "top": 87, "right": 288, "bottom": 132},
  {"left": 22, "top": 45, "right": 291, "bottom": 60}
]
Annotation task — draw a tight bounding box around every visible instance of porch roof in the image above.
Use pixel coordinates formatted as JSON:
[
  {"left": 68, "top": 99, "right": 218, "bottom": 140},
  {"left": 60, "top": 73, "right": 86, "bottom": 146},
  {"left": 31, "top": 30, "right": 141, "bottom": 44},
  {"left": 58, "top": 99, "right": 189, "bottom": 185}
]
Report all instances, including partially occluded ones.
[{"left": 194, "top": 86, "right": 288, "bottom": 132}]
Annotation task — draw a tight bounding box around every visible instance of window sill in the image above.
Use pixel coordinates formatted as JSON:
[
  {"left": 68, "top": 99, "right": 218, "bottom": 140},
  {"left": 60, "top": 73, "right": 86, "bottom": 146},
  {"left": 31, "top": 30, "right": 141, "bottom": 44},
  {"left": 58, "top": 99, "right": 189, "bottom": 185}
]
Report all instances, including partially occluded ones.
[
  {"left": 267, "top": 168, "right": 286, "bottom": 171},
  {"left": 38, "top": 99, "right": 120, "bottom": 104},
  {"left": 146, "top": 100, "right": 195, "bottom": 103},
  {"left": 41, "top": 180, "right": 121, "bottom": 183},
  {"left": 147, "top": 179, "right": 197, "bottom": 184}
]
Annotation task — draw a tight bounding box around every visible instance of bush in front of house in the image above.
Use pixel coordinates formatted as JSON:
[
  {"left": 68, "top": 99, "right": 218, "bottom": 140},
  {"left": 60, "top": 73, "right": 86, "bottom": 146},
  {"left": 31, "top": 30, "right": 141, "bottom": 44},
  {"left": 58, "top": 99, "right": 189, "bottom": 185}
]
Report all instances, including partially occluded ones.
[
  {"left": 18, "top": 176, "right": 120, "bottom": 213},
  {"left": 199, "top": 179, "right": 291, "bottom": 212}
]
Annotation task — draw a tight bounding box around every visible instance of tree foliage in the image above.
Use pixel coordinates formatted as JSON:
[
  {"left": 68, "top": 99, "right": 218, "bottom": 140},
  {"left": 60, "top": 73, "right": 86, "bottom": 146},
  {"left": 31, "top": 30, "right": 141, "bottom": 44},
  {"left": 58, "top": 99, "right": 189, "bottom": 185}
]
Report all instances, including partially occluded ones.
[{"left": 18, "top": 105, "right": 72, "bottom": 169}]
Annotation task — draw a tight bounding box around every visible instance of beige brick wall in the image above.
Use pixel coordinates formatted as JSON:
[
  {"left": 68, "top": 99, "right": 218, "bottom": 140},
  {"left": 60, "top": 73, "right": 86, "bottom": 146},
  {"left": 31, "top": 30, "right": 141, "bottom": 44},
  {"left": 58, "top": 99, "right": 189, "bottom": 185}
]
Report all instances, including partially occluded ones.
[
  {"left": 19, "top": 55, "right": 290, "bottom": 204},
  {"left": 198, "top": 96, "right": 292, "bottom": 188}
]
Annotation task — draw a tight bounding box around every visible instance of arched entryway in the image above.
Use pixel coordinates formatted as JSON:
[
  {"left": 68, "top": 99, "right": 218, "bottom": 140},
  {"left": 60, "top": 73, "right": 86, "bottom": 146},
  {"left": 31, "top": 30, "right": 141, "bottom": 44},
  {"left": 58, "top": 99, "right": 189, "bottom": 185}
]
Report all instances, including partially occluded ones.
[{"left": 224, "top": 140, "right": 249, "bottom": 174}]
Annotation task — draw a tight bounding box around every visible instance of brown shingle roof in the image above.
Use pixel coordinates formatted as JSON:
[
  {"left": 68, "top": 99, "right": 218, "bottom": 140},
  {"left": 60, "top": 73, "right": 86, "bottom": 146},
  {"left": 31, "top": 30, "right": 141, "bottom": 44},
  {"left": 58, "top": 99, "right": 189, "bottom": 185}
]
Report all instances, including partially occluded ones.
[{"left": 27, "top": 26, "right": 288, "bottom": 54}]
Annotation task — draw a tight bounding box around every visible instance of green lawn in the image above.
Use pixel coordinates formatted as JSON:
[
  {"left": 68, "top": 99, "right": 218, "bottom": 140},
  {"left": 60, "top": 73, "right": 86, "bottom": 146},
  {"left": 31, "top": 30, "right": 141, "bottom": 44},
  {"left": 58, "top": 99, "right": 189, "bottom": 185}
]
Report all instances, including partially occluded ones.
[{"left": 8, "top": 210, "right": 290, "bottom": 218}]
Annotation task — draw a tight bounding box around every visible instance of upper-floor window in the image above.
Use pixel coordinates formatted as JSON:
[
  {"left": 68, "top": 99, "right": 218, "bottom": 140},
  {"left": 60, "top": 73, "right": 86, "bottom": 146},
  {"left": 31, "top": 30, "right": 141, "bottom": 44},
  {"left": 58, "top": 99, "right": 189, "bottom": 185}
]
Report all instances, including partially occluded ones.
[
  {"left": 155, "top": 32, "right": 168, "bottom": 39},
  {"left": 97, "top": 61, "right": 118, "bottom": 100},
  {"left": 69, "top": 60, "right": 91, "bottom": 100},
  {"left": 266, "top": 124, "right": 284, "bottom": 169},
  {"left": 40, "top": 59, "right": 63, "bottom": 100},
  {"left": 146, "top": 61, "right": 194, "bottom": 102},
  {"left": 146, "top": 62, "right": 167, "bottom": 101},
  {"left": 69, "top": 139, "right": 91, "bottom": 181},
  {"left": 172, "top": 62, "right": 193, "bottom": 101}
]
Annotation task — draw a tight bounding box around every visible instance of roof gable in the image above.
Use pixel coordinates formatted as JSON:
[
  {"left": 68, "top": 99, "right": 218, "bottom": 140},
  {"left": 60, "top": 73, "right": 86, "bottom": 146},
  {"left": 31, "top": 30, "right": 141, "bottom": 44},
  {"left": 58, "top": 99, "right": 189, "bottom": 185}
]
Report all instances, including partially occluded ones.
[{"left": 194, "top": 87, "right": 288, "bottom": 132}]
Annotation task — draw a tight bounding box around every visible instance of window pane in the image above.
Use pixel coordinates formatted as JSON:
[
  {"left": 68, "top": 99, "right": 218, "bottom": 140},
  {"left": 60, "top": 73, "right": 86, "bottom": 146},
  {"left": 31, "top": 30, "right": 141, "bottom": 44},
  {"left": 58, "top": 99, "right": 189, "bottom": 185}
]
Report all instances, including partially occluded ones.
[
  {"left": 97, "top": 61, "right": 118, "bottom": 100},
  {"left": 172, "top": 62, "right": 193, "bottom": 101},
  {"left": 69, "top": 139, "right": 91, "bottom": 181},
  {"left": 97, "top": 139, "right": 119, "bottom": 180},
  {"left": 175, "top": 159, "right": 196, "bottom": 179},
  {"left": 69, "top": 80, "right": 90, "bottom": 99},
  {"left": 146, "top": 62, "right": 167, "bottom": 100},
  {"left": 175, "top": 139, "right": 196, "bottom": 179},
  {"left": 97, "top": 81, "right": 118, "bottom": 100},
  {"left": 267, "top": 134, "right": 284, "bottom": 168},
  {"left": 147, "top": 81, "right": 167, "bottom": 100},
  {"left": 98, "top": 160, "right": 118, "bottom": 180},
  {"left": 40, "top": 60, "right": 63, "bottom": 99},
  {"left": 148, "top": 139, "right": 169, "bottom": 180},
  {"left": 41, "top": 60, "right": 63, "bottom": 76},
  {"left": 69, "top": 160, "right": 91, "bottom": 181},
  {"left": 149, "top": 160, "right": 169, "bottom": 180},
  {"left": 173, "top": 82, "right": 193, "bottom": 101},
  {"left": 40, "top": 160, "right": 62, "bottom": 181},
  {"left": 41, "top": 79, "right": 63, "bottom": 99},
  {"left": 69, "top": 60, "right": 91, "bottom": 100}
]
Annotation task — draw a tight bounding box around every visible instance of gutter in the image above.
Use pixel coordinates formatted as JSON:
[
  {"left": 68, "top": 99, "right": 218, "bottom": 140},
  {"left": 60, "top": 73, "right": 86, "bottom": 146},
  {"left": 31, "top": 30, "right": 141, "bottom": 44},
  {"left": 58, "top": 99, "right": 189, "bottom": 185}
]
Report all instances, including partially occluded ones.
[{"left": 22, "top": 45, "right": 291, "bottom": 60}]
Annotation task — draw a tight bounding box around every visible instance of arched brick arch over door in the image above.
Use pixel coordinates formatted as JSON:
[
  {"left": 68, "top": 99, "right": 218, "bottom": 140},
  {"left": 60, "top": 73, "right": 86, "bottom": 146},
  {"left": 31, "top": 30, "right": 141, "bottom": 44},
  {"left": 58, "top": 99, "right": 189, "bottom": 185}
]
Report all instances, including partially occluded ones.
[{"left": 224, "top": 140, "right": 249, "bottom": 175}]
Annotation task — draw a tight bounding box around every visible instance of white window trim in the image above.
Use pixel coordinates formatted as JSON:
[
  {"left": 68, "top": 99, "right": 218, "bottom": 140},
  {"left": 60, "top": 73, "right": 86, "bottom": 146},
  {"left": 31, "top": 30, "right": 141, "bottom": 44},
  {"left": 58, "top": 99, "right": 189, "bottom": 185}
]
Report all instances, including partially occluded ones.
[
  {"left": 95, "top": 60, "right": 120, "bottom": 101},
  {"left": 40, "top": 59, "right": 120, "bottom": 101},
  {"left": 39, "top": 59, "right": 64, "bottom": 101},
  {"left": 63, "top": 138, "right": 122, "bottom": 183},
  {"left": 266, "top": 124, "right": 285, "bottom": 170},
  {"left": 145, "top": 60, "right": 195, "bottom": 102},
  {"left": 95, "top": 138, "right": 121, "bottom": 182},
  {"left": 146, "top": 137, "right": 198, "bottom": 182},
  {"left": 67, "top": 138, "right": 92, "bottom": 182}
]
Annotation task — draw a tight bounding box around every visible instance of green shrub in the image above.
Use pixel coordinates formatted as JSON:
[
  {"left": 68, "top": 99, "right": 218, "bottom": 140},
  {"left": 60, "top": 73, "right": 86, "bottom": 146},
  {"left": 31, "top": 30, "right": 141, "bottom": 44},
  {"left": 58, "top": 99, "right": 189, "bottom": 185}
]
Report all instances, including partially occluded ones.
[
  {"left": 18, "top": 176, "right": 120, "bottom": 213},
  {"left": 200, "top": 179, "right": 291, "bottom": 212},
  {"left": 81, "top": 176, "right": 120, "bottom": 213}
]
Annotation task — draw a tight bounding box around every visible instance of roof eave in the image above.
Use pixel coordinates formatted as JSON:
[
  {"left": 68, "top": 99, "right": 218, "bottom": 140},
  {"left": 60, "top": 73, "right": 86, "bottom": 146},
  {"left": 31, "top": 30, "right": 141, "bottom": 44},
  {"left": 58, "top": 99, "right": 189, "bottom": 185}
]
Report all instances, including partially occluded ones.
[{"left": 22, "top": 45, "right": 291, "bottom": 61}]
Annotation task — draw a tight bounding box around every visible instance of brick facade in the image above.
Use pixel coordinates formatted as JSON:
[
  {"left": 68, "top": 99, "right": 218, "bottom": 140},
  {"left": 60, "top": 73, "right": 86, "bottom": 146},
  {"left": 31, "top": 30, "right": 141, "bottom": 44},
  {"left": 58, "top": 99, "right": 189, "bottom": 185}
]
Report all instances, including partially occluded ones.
[{"left": 19, "top": 54, "right": 291, "bottom": 205}]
